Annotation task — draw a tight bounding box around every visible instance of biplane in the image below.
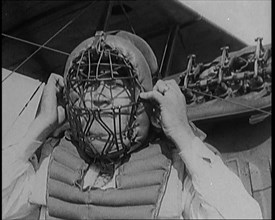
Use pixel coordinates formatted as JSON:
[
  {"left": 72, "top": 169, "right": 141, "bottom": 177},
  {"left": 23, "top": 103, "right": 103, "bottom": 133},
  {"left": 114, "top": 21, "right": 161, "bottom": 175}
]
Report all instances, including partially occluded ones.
[{"left": 2, "top": 0, "right": 271, "bottom": 218}]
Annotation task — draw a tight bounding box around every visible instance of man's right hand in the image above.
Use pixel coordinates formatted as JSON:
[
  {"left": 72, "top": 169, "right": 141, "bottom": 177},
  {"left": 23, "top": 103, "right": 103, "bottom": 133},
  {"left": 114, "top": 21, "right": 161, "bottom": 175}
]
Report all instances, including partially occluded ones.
[{"left": 139, "top": 79, "right": 195, "bottom": 144}]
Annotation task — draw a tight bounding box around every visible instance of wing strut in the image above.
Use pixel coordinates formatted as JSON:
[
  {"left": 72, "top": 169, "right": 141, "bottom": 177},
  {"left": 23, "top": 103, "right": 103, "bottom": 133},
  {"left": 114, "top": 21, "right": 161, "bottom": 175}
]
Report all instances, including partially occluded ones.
[
  {"left": 119, "top": 0, "right": 136, "bottom": 34},
  {"left": 159, "top": 25, "right": 179, "bottom": 79}
]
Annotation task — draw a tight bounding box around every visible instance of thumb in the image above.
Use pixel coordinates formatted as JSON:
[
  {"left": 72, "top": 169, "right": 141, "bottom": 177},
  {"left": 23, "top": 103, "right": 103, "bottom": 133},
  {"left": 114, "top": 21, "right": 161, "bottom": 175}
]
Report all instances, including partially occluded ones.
[
  {"left": 57, "top": 105, "right": 66, "bottom": 124},
  {"left": 140, "top": 91, "right": 164, "bottom": 105}
]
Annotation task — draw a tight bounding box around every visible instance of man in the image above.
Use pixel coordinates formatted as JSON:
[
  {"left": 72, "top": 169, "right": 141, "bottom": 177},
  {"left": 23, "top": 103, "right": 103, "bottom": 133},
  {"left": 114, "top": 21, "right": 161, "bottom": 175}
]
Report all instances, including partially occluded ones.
[{"left": 3, "top": 30, "right": 262, "bottom": 219}]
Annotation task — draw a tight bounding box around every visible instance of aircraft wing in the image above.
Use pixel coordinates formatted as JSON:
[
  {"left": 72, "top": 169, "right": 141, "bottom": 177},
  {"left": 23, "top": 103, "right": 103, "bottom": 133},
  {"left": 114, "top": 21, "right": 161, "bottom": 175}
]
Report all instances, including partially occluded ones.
[{"left": 2, "top": 0, "right": 247, "bottom": 81}]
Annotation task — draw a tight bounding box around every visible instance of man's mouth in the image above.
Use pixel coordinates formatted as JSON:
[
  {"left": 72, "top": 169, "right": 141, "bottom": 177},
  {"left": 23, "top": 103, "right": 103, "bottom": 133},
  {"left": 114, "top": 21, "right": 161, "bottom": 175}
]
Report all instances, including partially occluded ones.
[{"left": 86, "top": 132, "right": 127, "bottom": 142}]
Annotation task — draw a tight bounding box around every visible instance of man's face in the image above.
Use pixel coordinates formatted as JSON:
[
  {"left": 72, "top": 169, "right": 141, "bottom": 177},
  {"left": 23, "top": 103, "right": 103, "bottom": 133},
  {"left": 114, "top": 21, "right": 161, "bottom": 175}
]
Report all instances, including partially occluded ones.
[{"left": 69, "top": 79, "right": 134, "bottom": 155}]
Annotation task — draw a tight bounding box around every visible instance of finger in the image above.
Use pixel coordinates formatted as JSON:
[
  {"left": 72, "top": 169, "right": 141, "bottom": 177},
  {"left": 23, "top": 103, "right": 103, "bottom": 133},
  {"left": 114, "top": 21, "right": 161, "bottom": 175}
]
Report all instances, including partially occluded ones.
[
  {"left": 57, "top": 105, "right": 66, "bottom": 124},
  {"left": 154, "top": 80, "right": 169, "bottom": 95},
  {"left": 56, "top": 78, "right": 65, "bottom": 95},
  {"left": 165, "top": 79, "right": 181, "bottom": 93},
  {"left": 48, "top": 73, "right": 60, "bottom": 82},
  {"left": 52, "top": 74, "right": 64, "bottom": 88},
  {"left": 56, "top": 76, "right": 65, "bottom": 88},
  {"left": 52, "top": 121, "right": 70, "bottom": 137},
  {"left": 139, "top": 90, "right": 164, "bottom": 105},
  {"left": 47, "top": 73, "right": 64, "bottom": 86},
  {"left": 165, "top": 79, "right": 177, "bottom": 87},
  {"left": 50, "top": 74, "right": 65, "bottom": 93}
]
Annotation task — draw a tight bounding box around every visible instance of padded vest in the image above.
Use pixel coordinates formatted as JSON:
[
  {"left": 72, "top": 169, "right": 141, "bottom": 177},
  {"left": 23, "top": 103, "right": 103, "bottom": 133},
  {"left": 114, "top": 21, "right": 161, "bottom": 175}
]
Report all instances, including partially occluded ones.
[{"left": 46, "top": 137, "right": 172, "bottom": 219}]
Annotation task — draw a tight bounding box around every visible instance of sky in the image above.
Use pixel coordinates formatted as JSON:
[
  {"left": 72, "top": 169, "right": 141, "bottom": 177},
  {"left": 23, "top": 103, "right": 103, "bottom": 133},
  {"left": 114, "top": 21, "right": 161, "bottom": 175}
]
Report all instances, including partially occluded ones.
[{"left": 181, "top": 0, "right": 271, "bottom": 45}]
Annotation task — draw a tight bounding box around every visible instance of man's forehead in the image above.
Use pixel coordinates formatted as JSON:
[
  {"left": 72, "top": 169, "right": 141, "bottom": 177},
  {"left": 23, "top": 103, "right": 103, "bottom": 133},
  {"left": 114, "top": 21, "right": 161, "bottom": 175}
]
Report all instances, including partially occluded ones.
[
  {"left": 68, "top": 79, "right": 133, "bottom": 97},
  {"left": 72, "top": 78, "right": 130, "bottom": 89}
]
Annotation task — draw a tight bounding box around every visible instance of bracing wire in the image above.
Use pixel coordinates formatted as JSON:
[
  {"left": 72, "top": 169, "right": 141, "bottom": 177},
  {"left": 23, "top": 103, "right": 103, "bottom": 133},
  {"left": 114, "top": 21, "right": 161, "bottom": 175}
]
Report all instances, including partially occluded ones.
[
  {"left": 185, "top": 87, "right": 271, "bottom": 116},
  {"left": 2, "top": 33, "right": 70, "bottom": 56},
  {"left": 2, "top": 1, "right": 97, "bottom": 83}
]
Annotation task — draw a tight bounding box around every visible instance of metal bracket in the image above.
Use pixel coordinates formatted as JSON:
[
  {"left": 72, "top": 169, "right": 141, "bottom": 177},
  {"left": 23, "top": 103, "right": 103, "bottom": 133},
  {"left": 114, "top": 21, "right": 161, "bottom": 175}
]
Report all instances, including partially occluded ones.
[
  {"left": 254, "top": 37, "right": 265, "bottom": 77},
  {"left": 218, "top": 46, "right": 230, "bottom": 84}
]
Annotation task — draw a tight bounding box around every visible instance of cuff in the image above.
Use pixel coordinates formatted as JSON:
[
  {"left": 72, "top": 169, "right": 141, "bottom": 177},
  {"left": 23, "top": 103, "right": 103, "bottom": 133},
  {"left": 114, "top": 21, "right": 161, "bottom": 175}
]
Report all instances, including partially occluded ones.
[
  {"left": 9, "top": 137, "right": 43, "bottom": 162},
  {"left": 2, "top": 140, "right": 42, "bottom": 189},
  {"left": 29, "top": 156, "right": 51, "bottom": 206}
]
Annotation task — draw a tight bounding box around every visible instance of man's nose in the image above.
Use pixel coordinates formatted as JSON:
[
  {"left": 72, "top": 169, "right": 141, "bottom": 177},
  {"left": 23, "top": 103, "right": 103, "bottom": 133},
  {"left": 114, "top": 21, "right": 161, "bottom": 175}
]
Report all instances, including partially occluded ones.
[
  {"left": 92, "top": 98, "right": 111, "bottom": 107},
  {"left": 90, "top": 82, "right": 111, "bottom": 107}
]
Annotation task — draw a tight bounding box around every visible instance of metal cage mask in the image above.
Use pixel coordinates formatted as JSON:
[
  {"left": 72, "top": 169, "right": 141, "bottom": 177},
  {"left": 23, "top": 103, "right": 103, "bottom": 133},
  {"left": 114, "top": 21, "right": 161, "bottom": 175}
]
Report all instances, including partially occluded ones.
[{"left": 65, "top": 33, "right": 143, "bottom": 165}]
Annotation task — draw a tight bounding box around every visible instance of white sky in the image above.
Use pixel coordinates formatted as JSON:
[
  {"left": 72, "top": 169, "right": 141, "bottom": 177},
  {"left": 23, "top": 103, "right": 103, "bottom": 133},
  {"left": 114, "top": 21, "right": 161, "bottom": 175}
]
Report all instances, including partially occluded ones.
[{"left": 181, "top": 0, "right": 271, "bottom": 45}]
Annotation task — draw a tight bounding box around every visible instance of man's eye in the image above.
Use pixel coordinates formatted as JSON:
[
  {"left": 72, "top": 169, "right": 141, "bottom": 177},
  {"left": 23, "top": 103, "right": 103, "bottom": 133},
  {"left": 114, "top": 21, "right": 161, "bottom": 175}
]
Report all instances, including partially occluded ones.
[
  {"left": 101, "top": 81, "right": 112, "bottom": 88},
  {"left": 115, "top": 79, "right": 124, "bottom": 86},
  {"left": 104, "top": 79, "right": 124, "bottom": 88},
  {"left": 101, "top": 112, "right": 114, "bottom": 118}
]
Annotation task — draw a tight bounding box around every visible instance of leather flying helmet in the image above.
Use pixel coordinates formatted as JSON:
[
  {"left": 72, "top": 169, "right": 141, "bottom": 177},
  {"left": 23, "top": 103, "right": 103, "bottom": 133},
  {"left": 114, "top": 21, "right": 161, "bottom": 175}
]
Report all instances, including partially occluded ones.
[{"left": 64, "top": 30, "right": 158, "bottom": 165}]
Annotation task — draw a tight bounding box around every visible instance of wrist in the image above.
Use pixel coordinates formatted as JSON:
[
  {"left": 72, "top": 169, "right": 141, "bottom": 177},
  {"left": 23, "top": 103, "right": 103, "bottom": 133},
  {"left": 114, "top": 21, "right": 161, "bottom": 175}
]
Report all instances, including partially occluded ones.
[
  {"left": 13, "top": 117, "right": 53, "bottom": 161},
  {"left": 26, "top": 117, "right": 55, "bottom": 142},
  {"left": 169, "top": 125, "right": 196, "bottom": 151}
]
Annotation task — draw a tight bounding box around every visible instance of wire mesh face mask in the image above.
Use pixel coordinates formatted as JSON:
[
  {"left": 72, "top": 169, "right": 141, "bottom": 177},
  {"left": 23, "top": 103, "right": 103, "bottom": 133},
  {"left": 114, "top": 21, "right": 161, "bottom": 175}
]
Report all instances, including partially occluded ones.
[{"left": 64, "top": 32, "right": 145, "bottom": 165}]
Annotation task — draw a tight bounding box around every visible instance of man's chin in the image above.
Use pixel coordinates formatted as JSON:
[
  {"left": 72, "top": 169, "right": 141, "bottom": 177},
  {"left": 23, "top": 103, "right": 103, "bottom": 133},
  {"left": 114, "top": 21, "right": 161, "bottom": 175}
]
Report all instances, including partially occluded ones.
[{"left": 85, "top": 134, "right": 130, "bottom": 154}]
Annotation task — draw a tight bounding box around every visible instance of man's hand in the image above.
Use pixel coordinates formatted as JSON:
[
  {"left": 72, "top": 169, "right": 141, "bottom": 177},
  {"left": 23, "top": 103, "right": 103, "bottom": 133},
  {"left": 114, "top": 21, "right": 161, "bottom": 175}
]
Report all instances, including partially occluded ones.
[
  {"left": 140, "top": 79, "right": 195, "bottom": 142},
  {"left": 15, "top": 73, "right": 67, "bottom": 159},
  {"left": 35, "top": 73, "right": 66, "bottom": 135}
]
